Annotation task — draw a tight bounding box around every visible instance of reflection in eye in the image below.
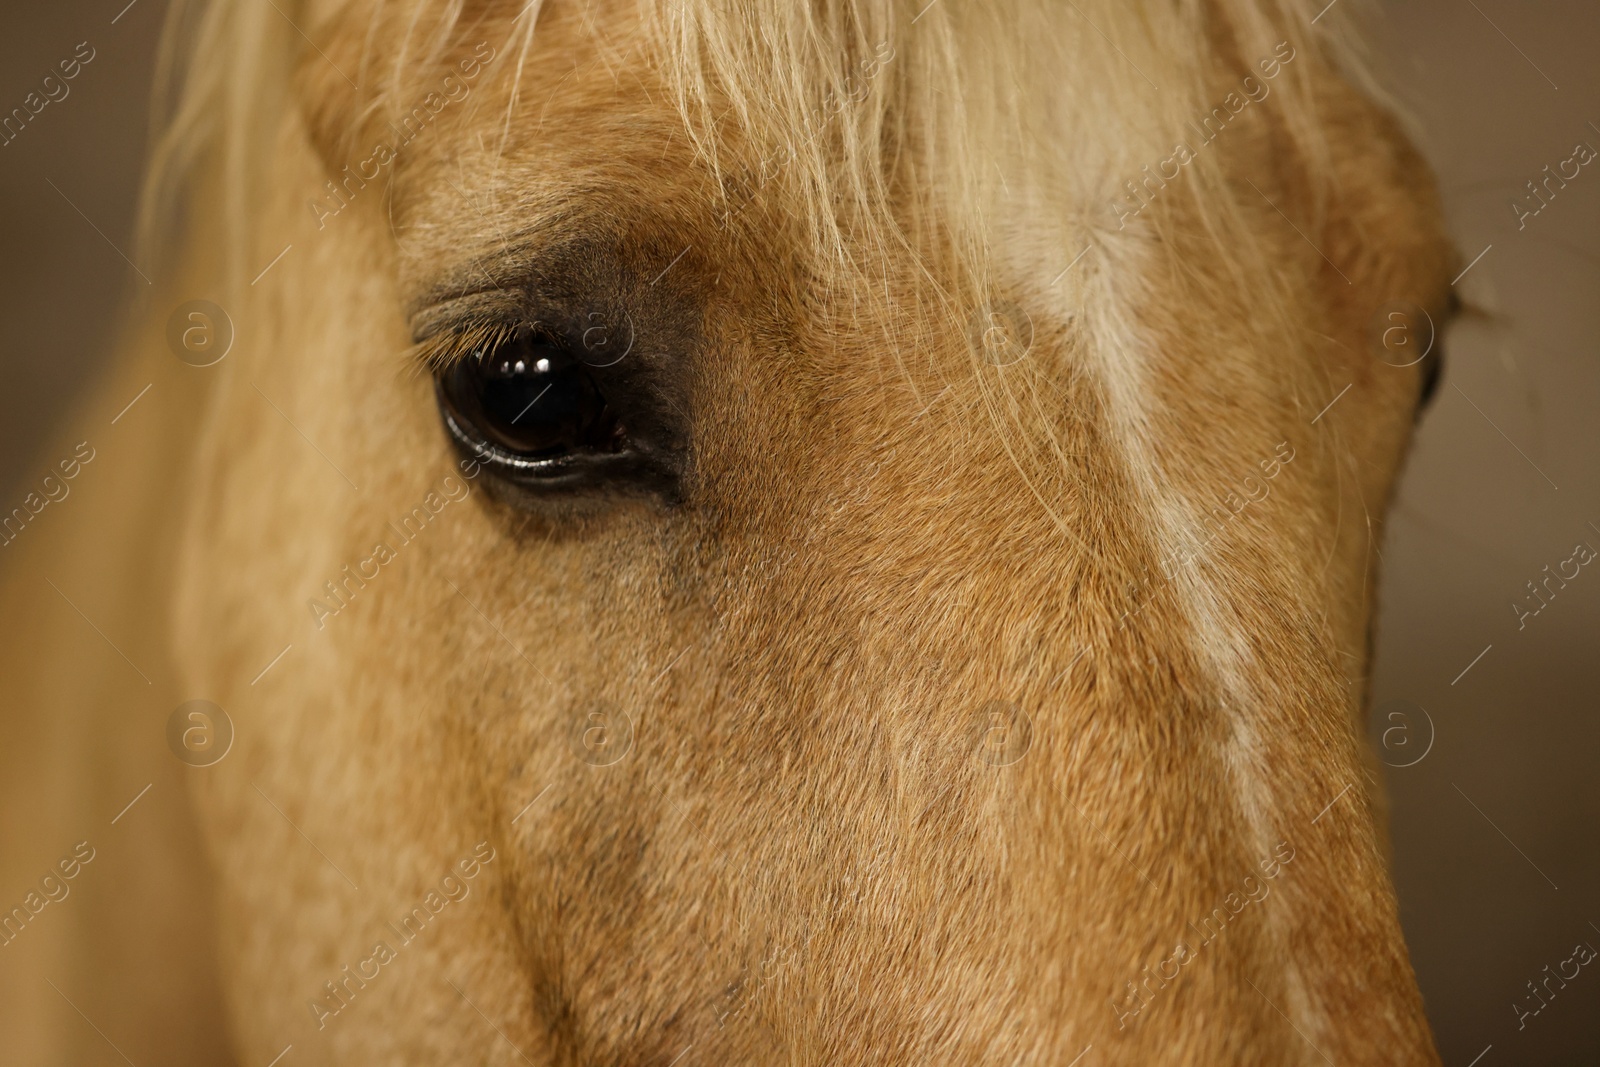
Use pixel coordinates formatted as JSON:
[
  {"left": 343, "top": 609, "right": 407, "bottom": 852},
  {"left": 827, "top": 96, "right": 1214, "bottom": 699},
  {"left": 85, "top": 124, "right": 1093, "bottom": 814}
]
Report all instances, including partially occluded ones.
[{"left": 435, "top": 327, "right": 623, "bottom": 458}]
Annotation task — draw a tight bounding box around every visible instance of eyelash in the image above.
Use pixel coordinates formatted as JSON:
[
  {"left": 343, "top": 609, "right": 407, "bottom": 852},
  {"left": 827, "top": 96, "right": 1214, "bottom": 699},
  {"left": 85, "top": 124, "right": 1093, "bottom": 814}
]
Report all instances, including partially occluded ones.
[{"left": 410, "top": 319, "right": 521, "bottom": 374}]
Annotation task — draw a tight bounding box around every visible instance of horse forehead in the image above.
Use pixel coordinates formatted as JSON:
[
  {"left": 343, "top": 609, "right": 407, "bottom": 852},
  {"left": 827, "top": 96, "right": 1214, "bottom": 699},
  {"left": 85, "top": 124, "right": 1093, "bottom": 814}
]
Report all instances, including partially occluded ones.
[{"left": 303, "top": 0, "right": 1447, "bottom": 588}]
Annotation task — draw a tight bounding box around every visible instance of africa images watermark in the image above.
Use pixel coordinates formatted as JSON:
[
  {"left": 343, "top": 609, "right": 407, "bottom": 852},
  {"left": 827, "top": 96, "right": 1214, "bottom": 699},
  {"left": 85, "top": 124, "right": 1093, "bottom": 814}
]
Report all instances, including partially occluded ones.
[
  {"left": 1116, "top": 440, "right": 1298, "bottom": 630},
  {"left": 1510, "top": 125, "right": 1597, "bottom": 231},
  {"left": 1, "top": 40, "right": 97, "bottom": 148},
  {"left": 1513, "top": 935, "right": 1596, "bottom": 1031},
  {"left": 0, "top": 841, "right": 97, "bottom": 949},
  {"left": 0, "top": 441, "right": 97, "bottom": 549},
  {"left": 1111, "top": 839, "right": 1297, "bottom": 1029},
  {"left": 1111, "top": 40, "right": 1297, "bottom": 229},
  {"left": 307, "top": 42, "right": 497, "bottom": 230},
  {"left": 166, "top": 700, "right": 235, "bottom": 768},
  {"left": 1511, "top": 521, "right": 1597, "bottom": 631},
  {"left": 306, "top": 470, "right": 477, "bottom": 630},
  {"left": 307, "top": 842, "right": 497, "bottom": 1030}
]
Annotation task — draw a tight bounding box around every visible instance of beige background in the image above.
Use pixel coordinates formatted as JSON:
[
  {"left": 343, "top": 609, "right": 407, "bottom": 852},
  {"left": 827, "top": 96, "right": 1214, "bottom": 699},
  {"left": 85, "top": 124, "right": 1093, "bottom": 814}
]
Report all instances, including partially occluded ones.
[
  {"left": 1369, "top": 2, "right": 1600, "bottom": 1063},
  {"left": 1, "top": 1, "right": 1595, "bottom": 1062}
]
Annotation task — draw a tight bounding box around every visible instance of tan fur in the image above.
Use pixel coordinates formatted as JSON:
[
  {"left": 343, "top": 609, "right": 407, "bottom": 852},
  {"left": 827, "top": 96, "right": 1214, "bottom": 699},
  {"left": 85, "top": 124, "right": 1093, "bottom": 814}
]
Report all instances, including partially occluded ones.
[{"left": 0, "top": 0, "right": 1455, "bottom": 1062}]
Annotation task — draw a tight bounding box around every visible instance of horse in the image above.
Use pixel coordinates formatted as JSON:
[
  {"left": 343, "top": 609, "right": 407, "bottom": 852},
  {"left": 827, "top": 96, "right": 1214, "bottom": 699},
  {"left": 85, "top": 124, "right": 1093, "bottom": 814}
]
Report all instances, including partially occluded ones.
[{"left": 0, "top": 0, "right": 1457, "bottom": 1062}]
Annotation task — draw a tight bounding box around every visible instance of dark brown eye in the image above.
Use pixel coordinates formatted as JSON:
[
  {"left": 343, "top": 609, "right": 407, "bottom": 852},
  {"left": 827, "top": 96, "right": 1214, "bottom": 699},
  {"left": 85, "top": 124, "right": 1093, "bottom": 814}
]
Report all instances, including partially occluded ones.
[
  {"left": 1417, "top": 344, "right": 1444, "bottom": 410},
  {"left": 437, "top": 328, "right": 623, "bottom": 458},
  {"left": 428, "top": 309, "right": 686, "bottom": 503},
  {"left": 1418, "top": 292, "right": 1461, "bottom": 413}
]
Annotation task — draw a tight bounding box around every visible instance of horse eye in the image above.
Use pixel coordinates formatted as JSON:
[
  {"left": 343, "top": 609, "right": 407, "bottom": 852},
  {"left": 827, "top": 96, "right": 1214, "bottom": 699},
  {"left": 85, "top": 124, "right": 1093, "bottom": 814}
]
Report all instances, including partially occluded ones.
[
  {"left": 1417, "top": 344, "right": 1444, "bottom": 410},
  {"left": 435, "top": 329, "right": 624, "bottom": 465},
  {"left": 1418, "top": 292, "right": 1460, "bottom": 414}
]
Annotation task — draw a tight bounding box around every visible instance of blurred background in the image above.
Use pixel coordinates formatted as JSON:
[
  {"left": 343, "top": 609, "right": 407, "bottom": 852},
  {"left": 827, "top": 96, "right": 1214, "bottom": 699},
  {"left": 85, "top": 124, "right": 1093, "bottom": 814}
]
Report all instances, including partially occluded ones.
[{"left": 1, "top": 1, "right": 1595, "bottom": 1062}]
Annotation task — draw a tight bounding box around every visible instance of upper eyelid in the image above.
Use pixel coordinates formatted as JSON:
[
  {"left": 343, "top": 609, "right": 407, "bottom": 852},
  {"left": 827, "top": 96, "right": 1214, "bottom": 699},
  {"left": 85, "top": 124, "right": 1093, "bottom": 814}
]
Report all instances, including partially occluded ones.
[
  {"left": 408, "top": 319, "right": 516, "bottom": 375},
  {"left": 406, "top": 277, "right": 576, "bottom": 376},
  {"left": 408, "top": 287, "right": 527, "bottom": 345},
  {"left": 405, "top": 225, "right": 612, "bottom": 338}
]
